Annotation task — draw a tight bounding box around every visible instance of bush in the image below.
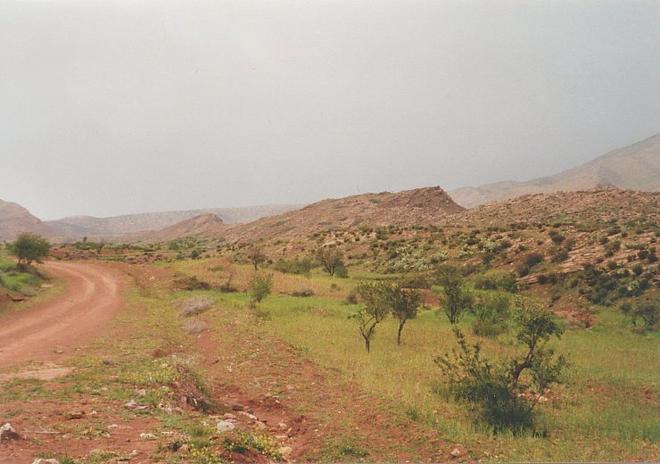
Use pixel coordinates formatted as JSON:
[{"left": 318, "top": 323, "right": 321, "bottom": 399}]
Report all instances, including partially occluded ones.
[
  {"left": 248, "top": 273, "right": 273, "bottom": 306},
  {"left": 622, "top": 299, "right": 659, "bottom": 332},
  {"left": 174, "top": 275, "right": 211, "bottom": 291},
  {"left": 273, "top": 257, "right": 314, "bottom": 275},
  {"left": 524, "top": 252, "right": 544, "bottom": 268},
  {"left": 473, "top": 271, "right": 518, "bottom": 293},
  {"left": 291, "top": 288, "right": 314, "bottom": 297},
  {"left": 472, "top": 294, "right": 510, "bottom": 338},
  {"left": 437, "top": 306, "right": 567, "bottom": 432}
]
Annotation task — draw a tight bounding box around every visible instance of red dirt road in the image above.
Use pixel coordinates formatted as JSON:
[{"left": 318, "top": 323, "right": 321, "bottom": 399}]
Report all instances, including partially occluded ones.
[{"left": 0, "top": 261, "right": 126, "bottom": 368}]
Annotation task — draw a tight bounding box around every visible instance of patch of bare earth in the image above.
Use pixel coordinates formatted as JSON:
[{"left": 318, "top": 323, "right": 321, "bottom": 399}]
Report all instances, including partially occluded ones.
[{"left": 194, "top": 311, "right": 448, "bottom": 462}]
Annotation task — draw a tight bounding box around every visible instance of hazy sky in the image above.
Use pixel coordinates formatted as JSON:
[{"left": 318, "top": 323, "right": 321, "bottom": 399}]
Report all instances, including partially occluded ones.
[{"left": 1, "top": 0, "right": 659, "bottom": 219}]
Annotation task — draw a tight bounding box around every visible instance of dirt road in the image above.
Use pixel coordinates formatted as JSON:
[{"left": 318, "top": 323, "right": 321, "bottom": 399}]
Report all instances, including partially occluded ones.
[{"left": 0, "top": 261, "right": 125, "bottom": 368}]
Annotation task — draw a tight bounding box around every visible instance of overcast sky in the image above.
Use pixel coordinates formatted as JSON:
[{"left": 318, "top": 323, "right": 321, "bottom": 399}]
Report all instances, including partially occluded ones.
[{"left": 1, "top": 0, "right": 659, "bottom": 219}]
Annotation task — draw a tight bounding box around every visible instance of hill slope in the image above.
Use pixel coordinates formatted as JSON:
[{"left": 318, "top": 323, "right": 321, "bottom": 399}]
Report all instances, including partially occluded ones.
[
  {"left": 220, "top": 186, "right": 464, "bottom": 244},
  {"left": 0, "top": 199, "right": 52, "bottom": 242},
  {"left": 146, "top": 213, "right": 226, "bottom": 242},
  {"left": 451, "top": 132, "right": 660, "bottom": 207}
]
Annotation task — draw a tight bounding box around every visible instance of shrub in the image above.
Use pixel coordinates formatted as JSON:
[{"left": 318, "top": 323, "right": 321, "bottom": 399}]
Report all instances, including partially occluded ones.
[
  {"left": 436, "top": 305, "right": 567, "bottom": 432},
  {"left": 291, "top": 288, "right": 314, "bottom": 297},
  {"left": 247, "top": 246, "right": 267, "bottom": 270},
  {"left": 174, "top": 275, "right": 211, "bottom": 291},
  {"left": 248, "top": 273, "right": 273, "bottom": 307},
  {"left": 524, "top": 252, "right": 544, "bottom": 268},
  {"left": 622, "top": 299, "right": 659, "bottom": 332},
  {"left": 473, "top": 271, "right": 518, "bottom": 293},
  {"left": 472, "top": 294, "right": 510, "bottom": 338},
  {"left": 273, "top": 257, "right": 313, "bottom": 275}
]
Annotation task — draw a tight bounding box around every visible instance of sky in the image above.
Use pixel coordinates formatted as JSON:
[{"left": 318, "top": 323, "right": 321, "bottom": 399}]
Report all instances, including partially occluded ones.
[{"left": 1, "top": 0, "right": 659, "bottom": 220}]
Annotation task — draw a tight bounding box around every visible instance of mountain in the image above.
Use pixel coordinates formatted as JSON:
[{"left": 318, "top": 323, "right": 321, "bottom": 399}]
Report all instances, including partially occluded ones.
[
  {"left": 451, "top": 132, "right": 660, "bottom": 208},
  {"left": 46, "top": 204, "right": 300, "bottom": 240},
  {"left": 0, "top": 199, "right": 53, "bottom": 242},
  {"left": 217, "top": 186, "right": 464, "bottom": 244}
]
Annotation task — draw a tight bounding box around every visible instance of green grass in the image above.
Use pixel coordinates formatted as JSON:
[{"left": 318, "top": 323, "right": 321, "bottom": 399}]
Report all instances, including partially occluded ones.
[{"left": 206, "top": 281, "right": 659, "bottom": 461}]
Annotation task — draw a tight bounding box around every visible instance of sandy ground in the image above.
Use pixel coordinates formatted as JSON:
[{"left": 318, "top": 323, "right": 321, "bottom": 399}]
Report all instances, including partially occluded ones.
[{"left": 0, "top": 261, "right": 126, "bottom": 368}]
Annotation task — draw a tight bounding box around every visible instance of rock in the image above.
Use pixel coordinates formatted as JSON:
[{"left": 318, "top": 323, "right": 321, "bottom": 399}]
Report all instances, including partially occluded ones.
[
  {"left": 125, "top": 400, "right": 148, "bottom": 411},
  {"left": 216, "top": 420, "right": 236, "bottom": 433},
  {"left": 102, "top": 358, "right": 114, "bottom": 366},
  {"left": 238, "top": 411, "right": 257, "bottom": 421},
  {"left": 140, "top": 432, "right": 157, "bottom": 441},
  {"left": 32, "top": 459, "right": 60, "bottom": 464},
  {"left": 0, "top": 423, "right": 19, "bottom": 441},
  {"left": 279, "top": 446, "right": 293, "bottom": 458},
  {"left": 255, "top": 421, "right": 267, "bottom": 430},
  {"left": 450, "top": 444, "right": 466, "bottom": 458},
  {"left": 66, "top": 410, "right": 85, "bottom": 420},
  {"left": 222, "top": 413, "right": 237, "bottom": 419},
  {"left": 278, "top": 422, "right": 288, "bottom": 430}
]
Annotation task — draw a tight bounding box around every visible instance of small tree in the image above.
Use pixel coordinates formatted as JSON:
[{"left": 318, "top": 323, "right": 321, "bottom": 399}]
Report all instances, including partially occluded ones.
[
  {"left": 389, "top": 283, "right": 422, "bottom": 345},
  {"left": 8, "top": 233, "right": 51, "bottom": 268},
  {"left": 435, "top": 265, "right": 473, "bottom": 324},
  {"left": 248, "top": 273, "right": 273, "bottom": 307},
  {"left": 352, "top": 281, "right": 390, "bottom": 352},
  {"left": 316, "top": 246, "right": 344, "bottom": 276},
  {"left": 436, "top": 304, "right": 567, "bottom": 432},
  {"left": 247, "top": 246, "right": 267, "bottom": 270}
]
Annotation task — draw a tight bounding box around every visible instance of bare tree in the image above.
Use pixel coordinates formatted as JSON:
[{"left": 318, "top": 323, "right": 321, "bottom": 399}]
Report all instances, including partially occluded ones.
[
  {"left": 247, "top": 246, "right": 267, "bottom": 270},
  {"left": 316, "top": 246, "right": 344, "bottom": 276}
]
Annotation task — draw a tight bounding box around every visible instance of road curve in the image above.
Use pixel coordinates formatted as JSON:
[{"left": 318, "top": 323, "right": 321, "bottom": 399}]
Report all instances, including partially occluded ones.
[{"left": 0, "top": 261, "right": 126, "bottom": 368}]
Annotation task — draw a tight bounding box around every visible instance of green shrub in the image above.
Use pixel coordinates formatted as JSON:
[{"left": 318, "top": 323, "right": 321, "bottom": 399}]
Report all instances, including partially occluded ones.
[
  {"left": 472, "top": 294, "right": 510, "bottom": 338},
  {"left": 248, "top": 273, "right": 273, "bottom": 307},
  {"left": 273, "top": 257, "right": 314, "bottom": 275}
]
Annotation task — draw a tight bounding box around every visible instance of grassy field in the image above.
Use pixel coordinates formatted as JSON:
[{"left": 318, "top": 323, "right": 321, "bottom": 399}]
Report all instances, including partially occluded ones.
[{"left": 167, "top": 259, "right": 660, "bottom": 461}]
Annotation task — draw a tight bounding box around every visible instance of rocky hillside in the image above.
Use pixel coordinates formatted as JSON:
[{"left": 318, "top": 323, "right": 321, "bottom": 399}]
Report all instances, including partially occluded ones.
[
  {"left": 145, "top": 214, "right": 226, "bottom": 242},
  {"left": 0, "top": 199, "right": 52, "bottom": 242},
  {"left": 219, "top": 186, "right": 464, "bottom": 244},
  {"left": 451, "top": 132, "right": 660, "bottom": 207},
  {"left": 45, "top": 204, "right": 299, "bottom": 239}
]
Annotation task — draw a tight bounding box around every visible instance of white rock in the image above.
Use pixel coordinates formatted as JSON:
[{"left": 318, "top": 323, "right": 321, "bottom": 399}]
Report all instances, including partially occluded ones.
[
  {"left": 32, "top": 460, "right": 60, "bottom": 464},
  {"left": 216, "top": 420, "right": 236, "bottom": 433},
  {"left": 0, "top": 423, "right": 19, "bottom": 441},
  {"left": 140, "top": 432, "right": 157, "bottom": 441}
]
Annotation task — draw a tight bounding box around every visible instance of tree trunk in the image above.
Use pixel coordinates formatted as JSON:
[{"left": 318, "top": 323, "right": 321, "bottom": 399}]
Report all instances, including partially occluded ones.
[
  {"left": 397, "top": 320, "right": 406, "bottom": 345},
  {"left": 364, "top": 337, "right": 370, "bottom": 353}
]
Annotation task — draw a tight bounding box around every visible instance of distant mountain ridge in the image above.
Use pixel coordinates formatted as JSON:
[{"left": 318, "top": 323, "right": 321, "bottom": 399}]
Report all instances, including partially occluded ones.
[
  {"left": 450, "top": 132, "right": 660, "bottom": 208},
  {"left": 44, "top": 204, "right": 300, "bottom": 239}
]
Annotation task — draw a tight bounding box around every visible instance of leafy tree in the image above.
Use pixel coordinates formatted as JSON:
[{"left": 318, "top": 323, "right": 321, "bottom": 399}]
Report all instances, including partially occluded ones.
[
  {"left": 248, "top": 273, "right": 273, "bottom": 307},
  {"left": 8, "top": 233, "right": 51, "bottom": 268},
  {"left": 435, "top": 265, "right": 473, "bottom": 324},
  {"left": 388, "top": 283, "right": 422, "bottom": 345},
  {"left": 316, "top": 246, "right": 345, "bottom": 276},
  {"left": 436, "top": 304, "right": 567, "bottom": 432},
  {"left": 247, "top": 246, "right": 267, "bottom": 270},
  {"left": 352, "top": 281, "right": 390, "bottom": 352}
]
